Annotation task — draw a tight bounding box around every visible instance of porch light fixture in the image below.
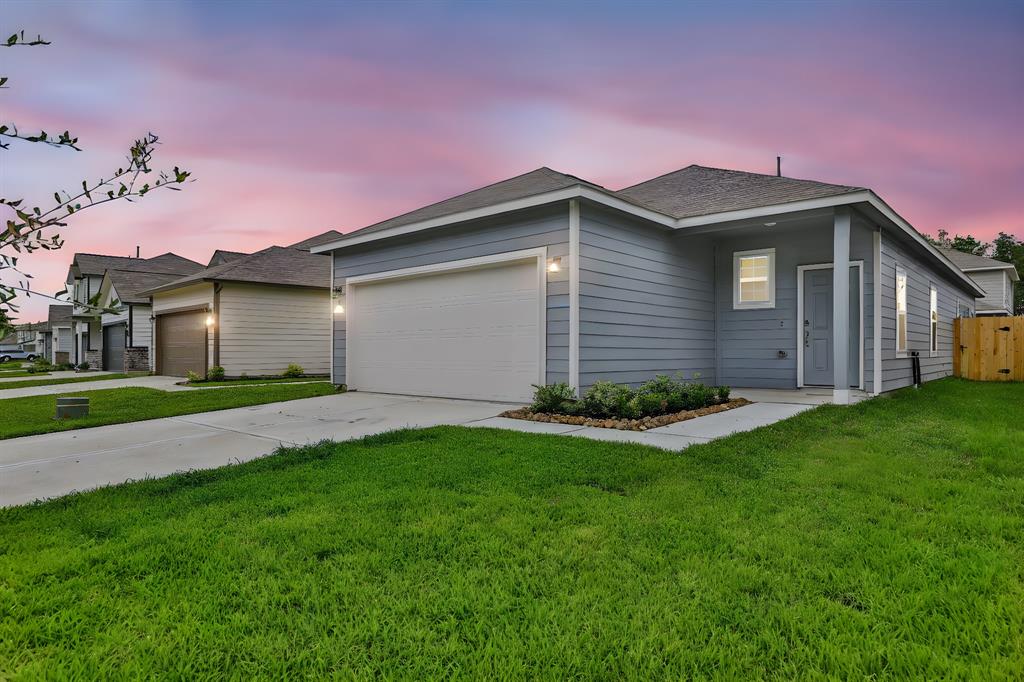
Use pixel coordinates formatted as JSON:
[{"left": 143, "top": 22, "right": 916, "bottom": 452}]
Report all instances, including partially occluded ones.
[
  {"left": 332, "top": 285, "right": 345, "bottom": 314},
  {"left": 205, "top": 314, "right": 215, "bottom": 327},
  {"left": 334, "top": 303, "right": 345, "bottom": 314},
  {"left": 547, "top": 257, "right": 561, "bottom": 273}
]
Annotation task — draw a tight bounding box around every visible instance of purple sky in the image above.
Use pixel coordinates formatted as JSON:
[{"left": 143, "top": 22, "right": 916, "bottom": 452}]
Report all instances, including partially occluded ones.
[{"left": 5, "top": 0, "right": 1023, "bottom": 322}]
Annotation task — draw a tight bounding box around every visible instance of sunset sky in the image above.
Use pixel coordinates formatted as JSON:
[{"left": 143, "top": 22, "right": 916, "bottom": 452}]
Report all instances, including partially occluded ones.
[{"left": 5, "top": 0, "right": 1023, "bottom": 322}]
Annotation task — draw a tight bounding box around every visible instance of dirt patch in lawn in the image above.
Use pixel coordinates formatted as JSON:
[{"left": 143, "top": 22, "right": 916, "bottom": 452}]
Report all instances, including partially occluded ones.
[{"left": 500, "top": 398, "right": 752, "bottom": 431}]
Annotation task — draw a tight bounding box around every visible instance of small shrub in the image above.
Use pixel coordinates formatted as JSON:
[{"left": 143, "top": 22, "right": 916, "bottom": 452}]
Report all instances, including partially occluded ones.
[
  {"left": 240, "top": 372, "right": 248, "bottom": 380},
  {"left": 186, "top": 370, "right": 203, "bottom": 383},
  {"left": 632, "top": 391, "right": 670, "bottom": 417},
  {"left": 581, "top": 381, "right": 635, "bottom": 419},
  {"left": 207, "top": 366, "right": 225, "bottom": 381},
  {"left": 283, "top": 363, "right": 304, "bottom": 378},
  {"left": 26, "top": 366, "right": 40, "bottom": 374},
  {"left": 716, "top": 385, "right": 731, "bottom": 401},
  {"left": 77, "top": 361, "right": 90, "bottom": 371},
  {"left": 56, "top": 362, "right": 74, "bottom": 371},
  {"left": 530, "top": 382, "right": 577, "bottom": 413}
]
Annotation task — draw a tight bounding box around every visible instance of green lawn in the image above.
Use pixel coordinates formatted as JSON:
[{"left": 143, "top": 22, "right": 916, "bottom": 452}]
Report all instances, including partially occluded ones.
[
  {"left": 0, "top": 382, "right": 338, "bottom": 439},
  {"left": 0, "top": 372, "right": 132, "bottom": 390},
  {"left": 0, "top": 370, "right": 50, "bottom": 378},
  {"left": 1, "top": 379, "right": 1021, "bottom": 677},
  {"left": 185, "top": 376, "right": 329, "bottom": 387}
]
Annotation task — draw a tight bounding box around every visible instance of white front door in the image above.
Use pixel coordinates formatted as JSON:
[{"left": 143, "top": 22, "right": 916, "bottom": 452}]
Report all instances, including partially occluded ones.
[{"left": 347, "top": 258, "right": 543, "bottom": 402}]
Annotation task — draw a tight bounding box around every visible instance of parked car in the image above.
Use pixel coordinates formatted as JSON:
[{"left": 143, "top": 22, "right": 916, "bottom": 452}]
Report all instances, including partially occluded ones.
[{"left": 0, "top": 348, "right": 39, "bottom": 362}]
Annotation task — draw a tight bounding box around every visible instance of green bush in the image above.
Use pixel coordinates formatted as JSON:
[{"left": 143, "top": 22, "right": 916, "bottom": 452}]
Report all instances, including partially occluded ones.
[
  {"left": 56, "top": 362, "right": 74, "bottom": 371},
  {"left": 77, "top": 361, "right": 90, "bottom": 371},
  {"left": 530, "top": 382, "right": 578, "bottom": 413},
  {"left": 581, "top": 381, "right": 635, "bottom": 419},
  {"left": 186, "top": 370, "right": 203, "bottom": 383},
  {"left": 717, "top": 385, "right": 731, "bottom": 401},
  {"left": 207, "top": 366, "right": 225, "bottom": 381},
  {"left": 632, "top": 391, "right": 670, "bottom": 417},
  {"left": 283, "top": 363, "right": 304, "bottom": 378}
]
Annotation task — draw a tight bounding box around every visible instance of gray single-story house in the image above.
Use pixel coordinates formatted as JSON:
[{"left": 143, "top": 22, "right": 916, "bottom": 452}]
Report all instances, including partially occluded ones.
[
  {"left": 937, "top": 248, "right": 1019, "bottom": 317},
  {"left": 312, "top": 165, "right": 985, "bottom": 404}
]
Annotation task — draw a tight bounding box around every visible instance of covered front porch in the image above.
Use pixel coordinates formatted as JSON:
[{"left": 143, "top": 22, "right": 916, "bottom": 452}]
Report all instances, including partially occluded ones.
[{"left": 684, "top": 205, "right": 877, "bottom": 405}]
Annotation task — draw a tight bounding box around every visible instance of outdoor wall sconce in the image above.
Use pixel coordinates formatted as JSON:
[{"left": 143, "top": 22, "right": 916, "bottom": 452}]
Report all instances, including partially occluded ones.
[
  {"left": 332, "top": 286, "right": 345, "bottom": 314},
  {"left": 547, "top": 257, "right": 562, "bottom": 273},
  {"left": 205, "top": 314, "right": 215, "bottom": 327}
]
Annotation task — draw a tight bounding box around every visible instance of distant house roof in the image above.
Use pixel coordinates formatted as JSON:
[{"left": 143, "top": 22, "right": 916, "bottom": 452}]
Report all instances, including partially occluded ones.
[
  {"left": 140, "top": 246, "right": 331, "bottom": 296},
  {"left": 616, "top": 165, "right": 864, "bottom": 219},
  {"left": 937, "top": 248, "right": 1020, "bottom": 281},
  {"left": 288, "top": 230, "right": 345, "bottom": 251},
  {"left": 71, "top": 252, "right": 204, "bottom": 278},
  {"left": 106, "top": 269, "right": 202, "bottom": 304},
  {"left": 47, "top": 304, "right": 73, "bottom": 326},
  {"left": 0, "top": 333, "right": 17, "bottom": 346},
  {"left": 208, "top": 250, "right": 249, "bottom": 267}
]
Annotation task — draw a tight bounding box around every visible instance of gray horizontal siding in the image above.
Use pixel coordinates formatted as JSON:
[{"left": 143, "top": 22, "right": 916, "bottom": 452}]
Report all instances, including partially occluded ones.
[
  {"left": 969, "top": 269, "right": 1011, "bottom": 314},
  {"left": 331, "top": 204, "right": 569, "bottom": 385},
  {"left": 579, "top": 203, "right": 716, "bottom": 388},
  {"left": 879, "top": 233, "right": 978, "bottom": 391},
  {"left": 713, "top": 214, "right": 875, "bottom": 390}
]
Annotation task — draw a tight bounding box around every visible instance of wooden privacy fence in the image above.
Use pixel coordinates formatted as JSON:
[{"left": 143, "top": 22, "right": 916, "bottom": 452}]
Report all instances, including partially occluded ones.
[{"left": 954, "top": 316, "right": 1024, "bottom": 381}]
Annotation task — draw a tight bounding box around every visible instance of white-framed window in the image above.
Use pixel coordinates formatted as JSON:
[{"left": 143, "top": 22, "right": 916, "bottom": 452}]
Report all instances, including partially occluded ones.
[
  {"left": 895, "top": 267, "right": 908, "bottom": 354},
  {"left": 733, "top": 248, "right": 775, "bottom": 309},
  {"left": 929, "top": 285, "right": 938, "bottom": 356},
  {"left": 956, "top": 297, "right": 974, "bottom": 319}
]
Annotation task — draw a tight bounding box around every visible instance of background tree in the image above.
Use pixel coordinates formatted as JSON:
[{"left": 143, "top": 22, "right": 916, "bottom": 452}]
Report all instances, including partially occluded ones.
[
  {"left": 991, "top": 231, "right": 1024, "bottom": 314},
  {"left": 1, "top": 30, "right": 192, "bottom": 315},
  {"left": 925, "top": 228, "right": 990, "bottom": 256}
]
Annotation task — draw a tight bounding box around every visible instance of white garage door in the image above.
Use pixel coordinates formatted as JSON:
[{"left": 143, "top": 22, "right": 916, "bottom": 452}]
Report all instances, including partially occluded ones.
[{"left": 348, "top": 257, "right": 543, "bottom": 402}]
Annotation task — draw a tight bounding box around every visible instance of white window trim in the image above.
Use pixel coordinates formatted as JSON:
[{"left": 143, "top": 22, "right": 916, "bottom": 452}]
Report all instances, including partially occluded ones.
[
  {"left": 929, "top": 284, "right": 939, "bottom": 357},
  {"left": 733, "top": 248, "right": 776, "bottom": 310},
  {"left": 895, "top": 266, "right": 908, "bottom": 356}
]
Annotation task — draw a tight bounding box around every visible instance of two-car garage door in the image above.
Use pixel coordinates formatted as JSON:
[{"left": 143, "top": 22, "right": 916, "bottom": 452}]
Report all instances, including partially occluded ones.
[{"left": 346, "top": 256, "right": 543, "bottom": 402}]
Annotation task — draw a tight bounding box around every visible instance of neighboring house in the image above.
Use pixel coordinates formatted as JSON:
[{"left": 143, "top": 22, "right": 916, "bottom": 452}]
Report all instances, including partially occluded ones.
[
  {"left": 47, "top": 304, "right": 73, "bottom": 364},
  {"left": 65, "top": 252, "right": 203, "bottom": 367},
  {"left": 139, "top": 234, "right": 334, "bottom": 377},
  {"left": 313, "top": 165, "right": 985, "bottom": 404},
  {"left": 15, "top": 322, "right": 46, "bottom": 357},
  {"left": 937, "top": 248, "right": 1020, "bottom": 317}
]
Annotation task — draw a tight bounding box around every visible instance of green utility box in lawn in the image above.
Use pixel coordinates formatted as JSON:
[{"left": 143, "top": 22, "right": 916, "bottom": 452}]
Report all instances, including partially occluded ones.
[{"left": 55, "top": 396, "right": 89, "bottom": 420}]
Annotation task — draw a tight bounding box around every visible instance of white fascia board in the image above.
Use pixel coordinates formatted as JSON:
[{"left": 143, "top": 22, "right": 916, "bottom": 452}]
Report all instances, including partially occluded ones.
[
  {"left": 961, "top": 264, "right": 1020, "bottom": 280},
  {"left": 311, "top": 185, "right": 676, "bottom": 254}
]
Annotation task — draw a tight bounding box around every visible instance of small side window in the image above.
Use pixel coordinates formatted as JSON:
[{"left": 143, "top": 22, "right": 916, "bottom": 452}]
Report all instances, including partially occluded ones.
[
  {"left": 929, "top": 285, "right": 938, "bottom": 356},
  {"left": 895, "top": 267, "right": 908, "bottom": 354},
  {"left": 733, "top": 248, "right": 776, "bottom": 310}
]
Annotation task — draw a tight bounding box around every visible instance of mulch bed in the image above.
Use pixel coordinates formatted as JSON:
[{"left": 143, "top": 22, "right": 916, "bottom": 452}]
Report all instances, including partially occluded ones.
[{"left": 499, "top": 398, "right": 753, "bottom": 431}]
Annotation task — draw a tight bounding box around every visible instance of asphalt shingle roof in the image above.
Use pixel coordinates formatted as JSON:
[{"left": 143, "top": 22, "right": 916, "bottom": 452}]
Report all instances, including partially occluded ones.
[
  {"left": 47, "top": 305, "right": 72, "bottom": 326},
  {"left": 141, "top": 246, "right": 331, "bottom": 295},
  {"left": 207, "top": 250, "right": 249, "bottom": 267},
  {"left": 615, "top": 165, "right": 864, "bottom": 219},
  {"left": 289, "top": 230, "right": 345, "bottom": 251},
  {"left": 74, "top": 252, "right": 203, "bottom": 277},
  {"left": 937, "top": 247, "right": 1020, "bottom": 279},
  {"left": 338, "top": 168, "right": 605, "bottom": 241}
]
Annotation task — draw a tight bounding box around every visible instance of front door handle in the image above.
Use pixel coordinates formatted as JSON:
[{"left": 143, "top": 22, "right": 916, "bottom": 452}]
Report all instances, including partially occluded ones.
[{"left": 804, "top": 330, "right": 810, "bottom": 348}]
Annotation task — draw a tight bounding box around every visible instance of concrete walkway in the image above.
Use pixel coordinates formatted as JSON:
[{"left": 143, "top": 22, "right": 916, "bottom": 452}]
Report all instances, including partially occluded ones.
[
  {"left": 1, "top": 390, "right": 820, "bottom": 507},
  {"left": 0, "top": 392, "right": 514, "bottom": 507},
  {"left": 0, "top": 374, "right": 188, "bottom": 398}
]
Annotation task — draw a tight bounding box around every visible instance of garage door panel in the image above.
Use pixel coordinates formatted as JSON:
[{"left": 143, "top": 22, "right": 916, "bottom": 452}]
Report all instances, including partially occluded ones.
[
  {"left": 157, "top": 312, "right": 206, "bottom": 376},
  {"left": 349, "top": 260, "right": 541, "bottom": 402}
]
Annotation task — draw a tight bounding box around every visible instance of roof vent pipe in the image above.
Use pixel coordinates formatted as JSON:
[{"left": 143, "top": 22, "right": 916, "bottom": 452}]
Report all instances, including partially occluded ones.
[
  {"left": 776, "top": 156, "right": 782, "bottom": 177},
  {"left": 136, "top": 245, "right": 140, "bottom": 258}
]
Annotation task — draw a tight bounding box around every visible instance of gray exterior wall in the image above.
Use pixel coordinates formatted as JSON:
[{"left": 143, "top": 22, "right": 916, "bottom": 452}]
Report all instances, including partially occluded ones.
[
  {"left": 879, "top": 232, "right": 979, "bottom": 391},
  {"left": 578, "top": 203, "right": 715, "bottom": 388},
  {"left": 711, "top": 214, "right": 876, "bottom": 390},
  {"left": 330, "top": 204, "right": 570, "bottom": 385},
  {"left": 969, "top": 269, "right": 1013, "bottom": 314}
]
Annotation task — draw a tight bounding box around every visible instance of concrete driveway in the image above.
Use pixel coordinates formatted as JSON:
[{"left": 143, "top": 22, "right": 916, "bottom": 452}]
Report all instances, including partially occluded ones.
[{"left": 1, "top": 392, "right": 513, "bottom": 507}]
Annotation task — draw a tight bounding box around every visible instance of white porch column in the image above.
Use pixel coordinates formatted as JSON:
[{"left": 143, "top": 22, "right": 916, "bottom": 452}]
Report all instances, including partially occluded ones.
[{"left": 832, "top": 207, "right": 851, "bottom": 404}]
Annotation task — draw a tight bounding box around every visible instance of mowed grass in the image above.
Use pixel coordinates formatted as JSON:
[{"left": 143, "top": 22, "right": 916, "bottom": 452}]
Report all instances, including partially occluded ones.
[
  {"left": 0, "top": 382, "right": 338, "bottom": 439},
  {"left": 0, "top": 372, "right": 132, "bottom": 390},
  {"left": 1, "top": 379, "right": 1022, "bottom": 678}
]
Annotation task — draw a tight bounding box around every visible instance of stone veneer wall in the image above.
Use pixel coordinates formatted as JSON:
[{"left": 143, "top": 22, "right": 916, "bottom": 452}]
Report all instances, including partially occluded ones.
[
  {"left": 84, "top": 349, "right": 102, "bottom": 369},
  {"left": 124, "top": 347, "right": 149, "bottom": 372}
]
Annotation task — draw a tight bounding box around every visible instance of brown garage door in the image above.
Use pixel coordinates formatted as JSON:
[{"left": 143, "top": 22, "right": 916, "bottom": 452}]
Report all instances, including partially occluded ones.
[{"left": 156, "top": 311, "right": 207, "bottom": 376}]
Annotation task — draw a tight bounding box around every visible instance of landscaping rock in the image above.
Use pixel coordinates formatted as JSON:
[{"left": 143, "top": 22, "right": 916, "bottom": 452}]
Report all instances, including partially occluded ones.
[{"left": 499, "top": 398, "right": 752, "bottom": 431}]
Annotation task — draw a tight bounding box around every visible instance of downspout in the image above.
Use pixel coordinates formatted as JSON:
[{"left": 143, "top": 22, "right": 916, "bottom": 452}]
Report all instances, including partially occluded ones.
[
  {"left": 213, "top": 282, "right": 222, "bottom": 368},
  {"left": 127, "top": 304, "right": 134, "bottom": 347},
  {"left": 713, "top": 243, "right": 721, "bottom": 384}
]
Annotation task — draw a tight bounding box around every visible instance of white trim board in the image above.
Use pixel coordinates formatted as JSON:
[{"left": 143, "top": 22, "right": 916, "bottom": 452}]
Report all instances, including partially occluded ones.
[
  {"left": 796, "top": 261, "right": 865, "bottom": 391},
  {"left": 568, "top": 199, "right": 580, "bottom": 393},
  {"left": 873, "top": 229, "right": 882, "bottom": 395},
  {"left": 343, "top": 247, "right": 548, "bottom": 396}
]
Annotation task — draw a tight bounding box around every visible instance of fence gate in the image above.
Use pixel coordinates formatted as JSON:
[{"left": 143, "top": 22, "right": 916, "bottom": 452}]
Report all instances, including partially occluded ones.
[{"left": 954, "top": 316, "right": 1024, "bottom": 381}]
